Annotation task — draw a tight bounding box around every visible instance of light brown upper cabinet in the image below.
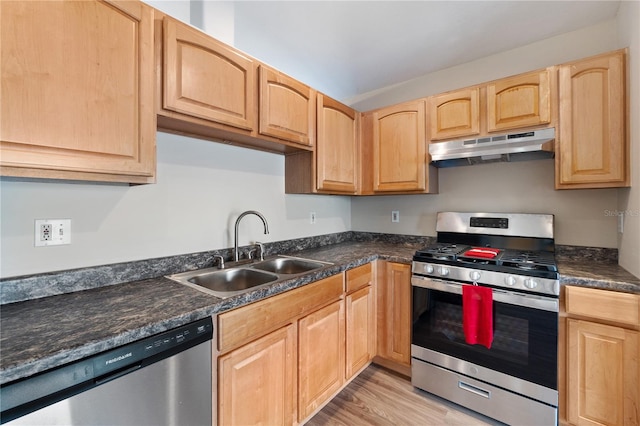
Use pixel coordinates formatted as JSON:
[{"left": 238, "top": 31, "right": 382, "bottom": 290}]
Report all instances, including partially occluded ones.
[
  {"left": 486, "top": 69, "right": 552, "bottom": 132},
  {"left": 259, "top": 65, "right": 316, "bottom": 147},
  {"left": 428, "top": 67, "right": 556, "bottom": 143},
  {"left": 156, "top": 13, "right": 310, "bottom": 155},
  {"left": 161, "top": 16, "right": 256, "bottom": 132},
  {"left": 0, "top": 0, "right": 156, "bottom": 184},
  {"left": 367, "top": 100, "right": 437, "bottom": 193},
  {"left": 556, "top": 50, "right": 629, "bottom": 189},
  {"left": 284, "top": 94, "right": 358, "bottom": 194},
  {"left": 316, "top": 94, "right": 359, "bottom": 193},
  {"left": 315, "top": 94, "right": 359, "bottom": 192},
  {"left": 428, "top": 88, "right": 480, "bottom": 140}
]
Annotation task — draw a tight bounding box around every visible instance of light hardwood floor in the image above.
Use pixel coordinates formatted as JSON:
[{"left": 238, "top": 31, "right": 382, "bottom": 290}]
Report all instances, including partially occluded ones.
[{"left": 305, "top": 364, "right": 504, "bottom": 426}]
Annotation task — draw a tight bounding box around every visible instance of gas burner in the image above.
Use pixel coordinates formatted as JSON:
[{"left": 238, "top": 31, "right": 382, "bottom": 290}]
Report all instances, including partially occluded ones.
[
  {"left": 500, "top": 250, "right": 557, "bottom": 272},
  {"left": 515, "top": 262, "right": 538, "bottom": 270},
  {"left": 415, "top": 243, "right": 470, "bottom": 261}
]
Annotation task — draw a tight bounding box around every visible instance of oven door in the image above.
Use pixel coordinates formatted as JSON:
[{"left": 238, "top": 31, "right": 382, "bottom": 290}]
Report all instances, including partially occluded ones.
[{"left": 411, "top": 275, "right": 558, "bottom": 396}]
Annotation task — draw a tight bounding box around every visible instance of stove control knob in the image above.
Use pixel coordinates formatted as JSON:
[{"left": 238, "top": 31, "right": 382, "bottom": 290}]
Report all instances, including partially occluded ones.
[
  {"left": 469, "top": 271, "right": 481, "bottom": 282},
  {"left": 505, "top": 276, "right": 517, "bottom": 286},
  {"left": 424, "top": 264, "right": 434, "bottom": 274},
  {"left": 524, "top": 278, "right": 538, "bottom": 289},
  {"left": 439, "top": 267, "right": 450, "bottom": 276}
]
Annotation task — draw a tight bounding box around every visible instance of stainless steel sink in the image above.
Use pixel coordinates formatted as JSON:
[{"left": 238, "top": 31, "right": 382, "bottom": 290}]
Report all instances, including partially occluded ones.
[
  {"left": 166, "top": 256, "right": 331, "bottom": 299},
  {"left": 167, "top": 267, "right": 279, "bottom": 298},
  {"left": 250, "top": 257, "right": 328, "bottom": 275}
]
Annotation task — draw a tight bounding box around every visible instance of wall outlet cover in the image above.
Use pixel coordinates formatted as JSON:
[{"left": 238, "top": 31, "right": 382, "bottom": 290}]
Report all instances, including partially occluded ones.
[{"left": 35, "top": 219, "right": 71, "bottom": 246}]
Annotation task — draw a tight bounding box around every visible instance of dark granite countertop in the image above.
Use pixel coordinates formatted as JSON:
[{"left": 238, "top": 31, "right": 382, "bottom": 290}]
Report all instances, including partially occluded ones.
[
  {"left": 558, "top": 259, "right": 640, "bottom": 294},
  {"left": 1, "top": 238, "right": 638, "bottom": 386},
  {"left": 0, "top": 241, "right": 418, "bottom": 385}
]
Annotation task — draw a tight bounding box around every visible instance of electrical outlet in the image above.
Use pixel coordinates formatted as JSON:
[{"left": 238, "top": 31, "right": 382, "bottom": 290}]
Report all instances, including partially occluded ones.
[
  {"left": 310, "top": 212, "right": 316, "bottom": 224},
  {"left": 35, "top": 219, "right": 71, "bottom": 246},
  {"left": 391, "top": 211, "right": 400, "bottom": 223},
  {"left": 41, "top": 224, "right": 52, "bottom": 241}
]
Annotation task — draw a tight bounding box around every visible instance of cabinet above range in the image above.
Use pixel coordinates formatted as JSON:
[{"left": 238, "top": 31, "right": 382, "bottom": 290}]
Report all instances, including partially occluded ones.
[{"left": 428, "top": 67, "right": 556, "bottom": 142}]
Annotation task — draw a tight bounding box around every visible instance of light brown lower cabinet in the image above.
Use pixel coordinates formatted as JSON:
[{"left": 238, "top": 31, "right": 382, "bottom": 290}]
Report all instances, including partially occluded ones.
[
  {"left": 218, "top": 324, "right": 296, "bottom": 425},
  {"left": 375, "top": 261, "right": 412, "bottom": 376},
  {"left": 217, "top": 264, "right": 376, "bottom": 425},
  {"left": 564, "top": 286, "right": 639, "bottom": 426},
  {"left": 298, "top": 299, "right": 345, "bottom": 421},
  {"left": 346, "top": 285, "right": 375, "bottom": 378},
  {"left": 345, "top": 263, "right": 376, "bottom": 379}
]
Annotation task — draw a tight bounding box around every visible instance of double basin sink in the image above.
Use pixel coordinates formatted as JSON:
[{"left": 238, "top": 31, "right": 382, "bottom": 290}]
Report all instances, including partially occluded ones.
[{"left": 167, "top": 256, "right": 332, "bottom": 298}]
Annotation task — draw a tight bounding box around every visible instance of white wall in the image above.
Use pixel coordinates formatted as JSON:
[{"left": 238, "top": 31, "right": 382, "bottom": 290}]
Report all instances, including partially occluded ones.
[
  {"left": 616, "top": 0, "right": 640, "bottom": 277},
  {"left": 347, "top": 19, "right": 619, "bottom": 111},
  {"left": 0, "top": 134, "right": 351, "bottom": 278},
  {"left": 352, "top": 161, "right": 619, "bottom": 248},
  {"left": 351, "top": 21, "right": 625, "bottom": 251}
]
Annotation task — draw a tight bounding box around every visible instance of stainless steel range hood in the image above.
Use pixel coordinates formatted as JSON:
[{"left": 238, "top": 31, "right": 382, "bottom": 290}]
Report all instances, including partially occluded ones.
[{"left": 429, "top": 128, "right": 555, "bottom": 168}]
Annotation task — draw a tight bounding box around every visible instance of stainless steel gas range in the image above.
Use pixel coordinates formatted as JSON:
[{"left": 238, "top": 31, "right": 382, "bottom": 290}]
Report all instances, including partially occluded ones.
[{"left": 411, "top": 212, "right": 559, "bottom": 426}]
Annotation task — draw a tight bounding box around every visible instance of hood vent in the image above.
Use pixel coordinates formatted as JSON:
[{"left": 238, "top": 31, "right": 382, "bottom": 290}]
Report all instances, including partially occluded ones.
[{"left": 429, "top": 128, "right": 555, "bottom": 168}]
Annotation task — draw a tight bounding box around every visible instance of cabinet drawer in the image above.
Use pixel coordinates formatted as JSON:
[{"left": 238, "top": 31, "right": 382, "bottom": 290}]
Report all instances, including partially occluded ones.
[
  {"left": 218, "top": 273, "right": 344, "bottom": 352},
  {"left": 565, "top": 286, "right": 640, "bottom": 326},
  {"left": 346, "top": 263, "right": 372, "bottom": 293}
]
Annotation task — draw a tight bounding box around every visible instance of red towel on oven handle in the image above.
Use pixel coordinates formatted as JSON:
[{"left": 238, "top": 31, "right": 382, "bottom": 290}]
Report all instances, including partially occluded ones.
[{"left": 462, "top": 285, "right": 493, "bottom": 349}]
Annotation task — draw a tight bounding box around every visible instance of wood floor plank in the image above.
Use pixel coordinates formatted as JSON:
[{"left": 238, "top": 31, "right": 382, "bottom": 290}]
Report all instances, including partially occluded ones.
[{"left": 305, "top": 364, "right": 503, "bottom": 426}]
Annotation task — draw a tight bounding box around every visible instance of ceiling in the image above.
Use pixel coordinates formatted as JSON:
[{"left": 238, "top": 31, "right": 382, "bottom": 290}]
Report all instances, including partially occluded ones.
[{"left": 231, "top": 1, "right": 621, "bottom": 103}]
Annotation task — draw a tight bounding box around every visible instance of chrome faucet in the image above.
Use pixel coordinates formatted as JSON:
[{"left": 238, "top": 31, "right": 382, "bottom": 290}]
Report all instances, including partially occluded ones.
[{"left": 234, "top": 210, "right": 269, "bottom": 262}]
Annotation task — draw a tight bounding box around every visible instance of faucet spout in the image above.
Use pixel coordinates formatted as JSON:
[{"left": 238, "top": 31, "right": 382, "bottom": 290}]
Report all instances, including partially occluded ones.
[{"left": 234, "top": 210, "right": 269, "bottom": 262}]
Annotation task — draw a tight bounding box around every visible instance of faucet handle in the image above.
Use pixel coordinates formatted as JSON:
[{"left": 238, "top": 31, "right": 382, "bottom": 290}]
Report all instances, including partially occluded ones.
[
  {"left": 213, "top": 254, "right": 225, "bottom": 269},
  {"left": 254, "top": 241, "right": 265, "bottom": 261}
]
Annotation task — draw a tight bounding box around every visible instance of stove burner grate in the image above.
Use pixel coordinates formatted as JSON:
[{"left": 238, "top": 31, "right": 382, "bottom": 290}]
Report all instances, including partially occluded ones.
[
  {"left": 414, "top": 245, "right": 558, "bottom": 274},
  {"left": 499, "top": 250, "right": 557, "bottom": 272}
]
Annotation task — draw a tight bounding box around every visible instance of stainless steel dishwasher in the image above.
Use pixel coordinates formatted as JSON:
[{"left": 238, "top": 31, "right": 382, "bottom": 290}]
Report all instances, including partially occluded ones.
[{"left": 0, "top": 317, "right": 213, "bottom": 425}]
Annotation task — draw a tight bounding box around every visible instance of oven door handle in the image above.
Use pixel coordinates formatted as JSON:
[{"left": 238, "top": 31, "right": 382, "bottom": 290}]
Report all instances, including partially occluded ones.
[{"left": 411, "top": 276, "right": 559, "bottom": 312}]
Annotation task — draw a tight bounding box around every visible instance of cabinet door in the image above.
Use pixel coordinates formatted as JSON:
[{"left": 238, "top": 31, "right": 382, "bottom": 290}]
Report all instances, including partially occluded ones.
[
  {"left": 487, "top": 68, "right": 552, "bottom": 132},
  {"left": 372, "top": 101, "right": 426, "bottom": 192},
  {"left": 218, "top": 325, "right": 296, "bottom": 426},
  {"left": 557, "top": 51, "right": 628, "bottom": 188},
  {"left": 298, "top": 299, "right": 345, "bottom": 421},
  {"left": 377, "top": 262, "right": 412, "bottom": 368},
  {"left": 259, "top": 66, "right": 315, "bottom": 147},
  {"left": 162, "top": 17, "right": 255, "bottom": 131},
  {"left": 428, "top": 88, "right": 480, "bottom": 140},
  {"left": 567, "top": 319, "right": 638, "bottom": 426},
  {"left": 346, "top": 285, "right": 375, "bottom": 379},
  {"left": 316, "top": 94, "right": 358, "bottom": 193},
  {"left": 0, "top": 0, "right": 155, "bottom": 184}
]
